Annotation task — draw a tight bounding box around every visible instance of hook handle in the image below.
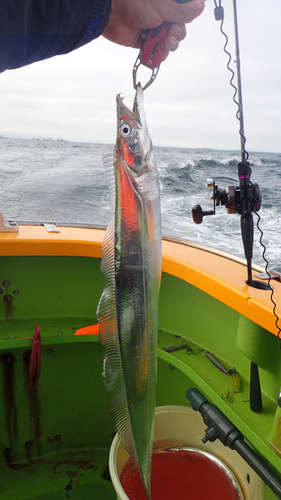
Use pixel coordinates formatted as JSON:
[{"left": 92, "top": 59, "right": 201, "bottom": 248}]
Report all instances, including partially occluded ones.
[{"left": 133, "top": 0, "right": 193, "bottom": 90}]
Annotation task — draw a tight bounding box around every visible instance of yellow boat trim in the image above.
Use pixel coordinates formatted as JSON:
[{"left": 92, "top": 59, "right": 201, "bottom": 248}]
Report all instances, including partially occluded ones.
[
  {"left": 0, "top": 225, "right": 104, "bottom": 257},
  {"left": 0, "top": 224, "right": 280, "bottom": 337}
]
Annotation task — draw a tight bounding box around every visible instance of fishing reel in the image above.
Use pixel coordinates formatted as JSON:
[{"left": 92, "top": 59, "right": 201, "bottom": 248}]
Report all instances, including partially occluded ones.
[
  {"left": 192, "top": 178, "right": 261, "bottom": 224},
  {"left": 192, "top": 159, "right": 265, "bottom": 287}
]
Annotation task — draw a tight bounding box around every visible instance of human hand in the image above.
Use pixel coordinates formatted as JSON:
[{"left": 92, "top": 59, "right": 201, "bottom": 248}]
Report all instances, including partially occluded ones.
[{"left": 102, "top": 0, "right": 205, "bottom": 51}]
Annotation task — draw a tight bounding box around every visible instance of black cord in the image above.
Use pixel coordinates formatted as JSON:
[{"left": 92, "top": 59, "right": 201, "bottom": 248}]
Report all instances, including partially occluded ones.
[
  {"left": 214, "top": 1, "right": 281, "bottom": 340},
  {"left": 255, "top": 211, "right": 281, "bottom": 341},
  {"left": 216, "top": 9, "right": 249, "bottom": 162}
]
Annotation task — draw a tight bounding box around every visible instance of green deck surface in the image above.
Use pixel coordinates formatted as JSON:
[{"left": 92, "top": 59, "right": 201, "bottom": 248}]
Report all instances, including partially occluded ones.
[
  {"left": 0, "top": 449, "right": 115, "bottom": 500},
  {"left": 0, "top": 255, "right": 279, "bottom": 498}
]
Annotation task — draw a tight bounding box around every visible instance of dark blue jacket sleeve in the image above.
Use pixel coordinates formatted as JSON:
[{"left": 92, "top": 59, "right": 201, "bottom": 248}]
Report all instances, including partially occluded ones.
[{"left": 0, "top": 0, "right": 111, "bottom": 72}]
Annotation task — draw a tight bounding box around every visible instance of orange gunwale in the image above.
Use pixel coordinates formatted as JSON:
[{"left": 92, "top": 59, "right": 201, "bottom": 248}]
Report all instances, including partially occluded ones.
[{"left": 0, "top": 224, "right": 279, "bottom": 337}]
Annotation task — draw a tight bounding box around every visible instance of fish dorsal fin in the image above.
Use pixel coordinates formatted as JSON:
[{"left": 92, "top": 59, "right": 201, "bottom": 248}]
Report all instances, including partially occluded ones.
[{"left": 97, "top": 152, "right": 135, "bottom": 460}]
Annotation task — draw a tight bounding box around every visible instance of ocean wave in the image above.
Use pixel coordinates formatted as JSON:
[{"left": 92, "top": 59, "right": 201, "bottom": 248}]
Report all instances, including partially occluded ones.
[{"left": 1, "top": 139, "right": 280, "bottom": 270}]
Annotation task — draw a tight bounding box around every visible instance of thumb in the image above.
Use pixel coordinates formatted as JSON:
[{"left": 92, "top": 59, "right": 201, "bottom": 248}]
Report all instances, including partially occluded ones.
[{"left": 161, "top": 0, "right": 205, "bottom": 24}]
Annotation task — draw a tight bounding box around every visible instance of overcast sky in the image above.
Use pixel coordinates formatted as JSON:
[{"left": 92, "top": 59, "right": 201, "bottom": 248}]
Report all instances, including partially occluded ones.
[{"left": 0, "top": 0, "right": 280, "bottom": 152}]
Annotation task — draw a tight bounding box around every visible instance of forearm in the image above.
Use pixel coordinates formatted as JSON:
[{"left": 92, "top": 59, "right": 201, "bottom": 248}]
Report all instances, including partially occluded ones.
[
  {"left": 0, "top": 0, "right": 112, "bottom": 72},
  {"left": 0, "top": 0, "right": 204, "bottom": 73}
]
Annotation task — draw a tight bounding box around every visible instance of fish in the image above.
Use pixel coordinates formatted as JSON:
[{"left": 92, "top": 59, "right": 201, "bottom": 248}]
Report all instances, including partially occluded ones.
[{"left": 97, "top": 83, "right": 162, "bottom": 499}]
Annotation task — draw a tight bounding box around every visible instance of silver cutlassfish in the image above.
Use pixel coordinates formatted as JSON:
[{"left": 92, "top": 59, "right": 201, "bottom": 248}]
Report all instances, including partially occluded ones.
[{"left": 97, "top": 83, "right": 162, "bottom": 499}]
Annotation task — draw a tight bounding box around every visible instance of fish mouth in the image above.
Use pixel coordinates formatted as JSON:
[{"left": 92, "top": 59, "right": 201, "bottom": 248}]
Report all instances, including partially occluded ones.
[
  {"left": 116, "top": 84, "right": 147, "bottom": 130},
  {"left": 133, "top": 84, "right": 147, "bottom": 129}
]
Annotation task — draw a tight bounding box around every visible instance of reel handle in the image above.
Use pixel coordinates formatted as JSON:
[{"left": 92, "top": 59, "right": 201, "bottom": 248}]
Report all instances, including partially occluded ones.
[{"left": 192, "top": 205, "right": 214, "bottom": 224}]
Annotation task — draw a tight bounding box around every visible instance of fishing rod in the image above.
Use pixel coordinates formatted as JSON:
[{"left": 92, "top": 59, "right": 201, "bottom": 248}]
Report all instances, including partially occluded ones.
[
  {"left": 232, "top": 0, "right": 254, "bottom": 286},
  {"left": 191, "top": 0, "right": 264, "bottom": 289},
  {"left": 232, "top": 0, "right": 246, "bottom": 161}
]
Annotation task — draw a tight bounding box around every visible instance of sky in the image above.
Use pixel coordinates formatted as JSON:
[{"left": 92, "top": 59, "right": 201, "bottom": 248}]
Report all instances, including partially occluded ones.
[{"left": 0, "top": 0, "right": 280, "bottom": 152}]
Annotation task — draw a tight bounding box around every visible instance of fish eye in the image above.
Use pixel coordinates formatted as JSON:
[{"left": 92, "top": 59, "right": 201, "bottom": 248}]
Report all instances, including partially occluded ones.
[{"left": 120, "top": 123, "right": 131, "bottom": 137}]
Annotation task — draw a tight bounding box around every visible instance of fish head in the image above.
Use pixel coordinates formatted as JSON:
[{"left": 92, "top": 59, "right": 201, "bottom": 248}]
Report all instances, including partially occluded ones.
[{"left": 116, "top": 84, "right": 152, "bottom": 177}]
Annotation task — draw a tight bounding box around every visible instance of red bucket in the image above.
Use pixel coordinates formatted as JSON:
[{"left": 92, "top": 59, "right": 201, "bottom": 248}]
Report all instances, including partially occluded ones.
[{"left": 109, "top": 406, "right": 264, "bottom": 500}]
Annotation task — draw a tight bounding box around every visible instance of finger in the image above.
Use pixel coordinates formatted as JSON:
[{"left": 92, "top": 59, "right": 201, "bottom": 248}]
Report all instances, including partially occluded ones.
[
  {"left": 132, "top": 30, "right": 144, "bottom": 49},
  {"left": 168, "top": 23, "right": 186, "bottom": 42},
  {"left": 164, "top": 35, "right": 179, "bottom": 52}
]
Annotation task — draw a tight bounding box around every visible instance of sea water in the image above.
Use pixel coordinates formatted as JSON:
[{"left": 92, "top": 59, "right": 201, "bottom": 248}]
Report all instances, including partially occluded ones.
[{"left": 0, "top": 138, "right": 280, "bottom": 272}]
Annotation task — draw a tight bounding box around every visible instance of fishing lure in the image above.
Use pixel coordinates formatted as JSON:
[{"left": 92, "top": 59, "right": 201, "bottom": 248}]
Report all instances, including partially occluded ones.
[
  {"left": 198, "top": 350, "right": 232, "bottom": 374},
  {"left": 162, "top": 344, "right": 188, "bottom": 353},
  {"left": 161, "top": 344, "right": 194, "bottom": 354},
  {"left": 221, "top": 370, "right": 241, "bottom": 403},
  {"left": 232, "top": 369, "right": 241, "bottom": 393},
  {"left": 198, "top": 349, "right": 241, "bottom": 399}
]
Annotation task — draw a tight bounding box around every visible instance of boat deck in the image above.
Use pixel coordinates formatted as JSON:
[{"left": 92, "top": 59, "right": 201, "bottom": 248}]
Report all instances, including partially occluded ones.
[
  {"left": 1, "top": 448, "right": 115, "bottom": 500},
  {"left": 0, "top": 225, "right": 280, "bottom": 499}
]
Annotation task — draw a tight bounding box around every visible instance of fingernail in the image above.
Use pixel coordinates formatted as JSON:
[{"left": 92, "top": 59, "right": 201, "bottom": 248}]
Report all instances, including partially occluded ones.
[{"left": 170, "top": 38, "right": 179, "bottom": 51}]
